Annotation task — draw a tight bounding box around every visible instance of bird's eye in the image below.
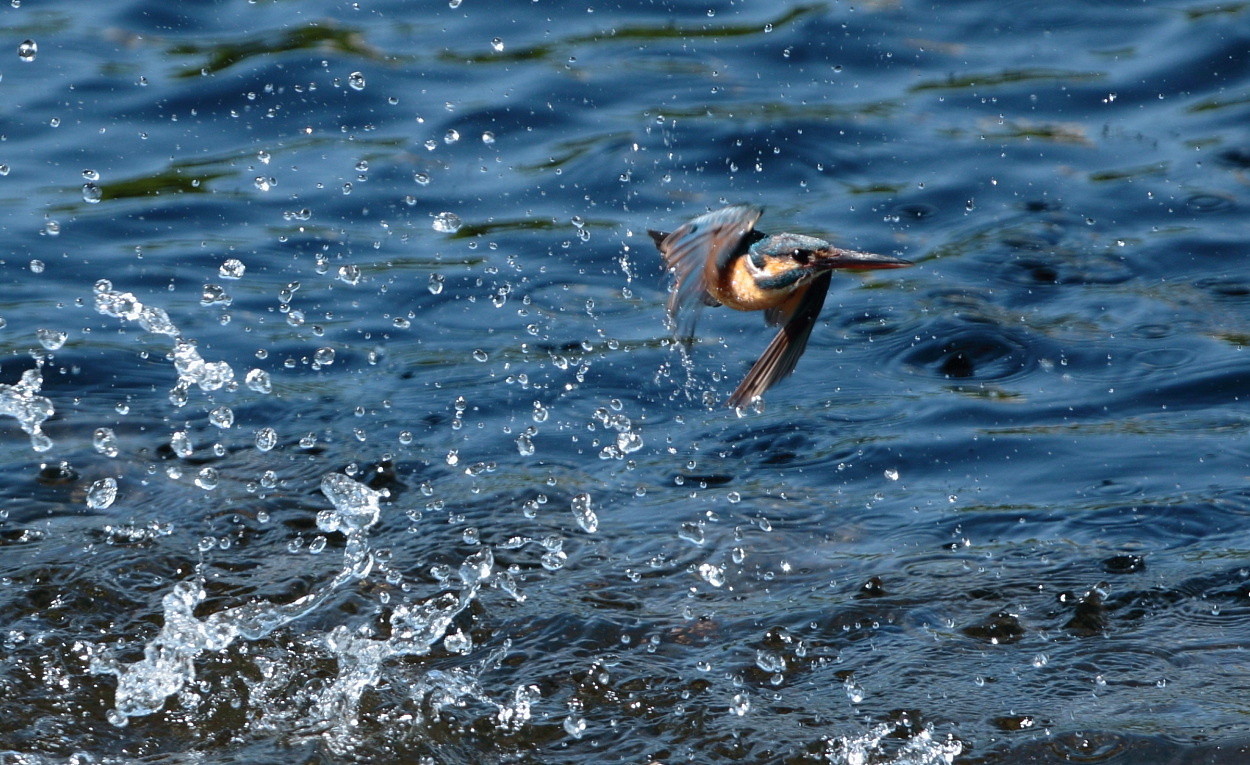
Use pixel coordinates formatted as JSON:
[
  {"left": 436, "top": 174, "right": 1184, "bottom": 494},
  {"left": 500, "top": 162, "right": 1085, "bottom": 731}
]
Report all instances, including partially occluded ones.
[{"left": 792, "top": 249, "right": 809, "bottom": 263}]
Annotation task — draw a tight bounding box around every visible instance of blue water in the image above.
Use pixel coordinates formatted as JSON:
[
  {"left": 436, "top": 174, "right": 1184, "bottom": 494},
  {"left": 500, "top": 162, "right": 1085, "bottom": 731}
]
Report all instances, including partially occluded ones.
[{"left": 3, "top": 0, "right": 1250, "bottom": 762}]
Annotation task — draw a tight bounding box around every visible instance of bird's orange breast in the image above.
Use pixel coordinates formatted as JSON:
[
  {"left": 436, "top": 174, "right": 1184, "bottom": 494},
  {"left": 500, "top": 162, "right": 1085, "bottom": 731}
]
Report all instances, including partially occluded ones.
[{"left": 705, "top": 254, "right": 793, "bottom": 312}]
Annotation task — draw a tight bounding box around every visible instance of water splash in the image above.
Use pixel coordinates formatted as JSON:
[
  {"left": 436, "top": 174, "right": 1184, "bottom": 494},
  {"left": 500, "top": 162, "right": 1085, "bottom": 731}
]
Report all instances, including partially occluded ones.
[
  {"left": 825, "top": 722, "right": 963, "bottom": 765},
  {"left": 570, "top": 492, "right": 597, "bottom": 533},
  {"left": 0, "top": 363, "right": 55, "bottom": 452},
  {"left": 90, "top": 473, "right": 388, "bottom": 723},
  {"left": 591, "top": 402, "right": 644, "bottom": 460},
  {"left": 91, "top": 472, "right": 526, "bottom": 738},
  {"left": 94, "top": 281, "right": 236, "bottom": 406}
]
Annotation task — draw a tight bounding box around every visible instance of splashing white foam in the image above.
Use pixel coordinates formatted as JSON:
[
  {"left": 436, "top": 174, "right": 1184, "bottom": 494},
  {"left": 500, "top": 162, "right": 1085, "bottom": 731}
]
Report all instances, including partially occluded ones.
[
  {"left": 91, "top": 472, "right": 525, "bottom": 736},
  {"left": 90, "top": 473, "right": 388, "bottom": 723},
  {"left": 828, "top": 722, "right": 963, "bottom": 765},
  {"left": 0, "top": 363, "right": 54, "bottom": 452},
  {"left": 93, "top": 281, "right": 235, "bottom": 407}
]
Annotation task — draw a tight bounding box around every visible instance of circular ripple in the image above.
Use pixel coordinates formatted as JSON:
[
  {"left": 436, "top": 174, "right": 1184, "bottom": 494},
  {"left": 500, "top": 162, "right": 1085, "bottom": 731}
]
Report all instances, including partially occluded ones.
[
  {"left": 1049, "top": 731, "right": 1129, "bottom": 762},
  {"left": 898, "top": 326, "right": 1034, "bottom": 382},
  {"left": 1194, "top": 276, "right": 1250, "bottom": 301},
  {"left": 1217, "top": 147, "right": 1250, "bottom": 169},
  {"left": 1022, "top": 198, "right": 1063, "bottom": 212},
  {"left": 894, "top": 202, "right": 939, "bottom": 220},
  {"left": 1184, "top": 193, "right": 1235, "bottom": 214},
  {"left": 1130, "top": 323, "right": 1176, "bottom": 340},
  {"left": 838, "top": 308, "right": 912, "bottom": 341},
  {"left": 1130, "top": 347, "right": 1195, "bottom": 370},
  {"left": 999, "top": 251, "right": 1135, "bottom": 287}
]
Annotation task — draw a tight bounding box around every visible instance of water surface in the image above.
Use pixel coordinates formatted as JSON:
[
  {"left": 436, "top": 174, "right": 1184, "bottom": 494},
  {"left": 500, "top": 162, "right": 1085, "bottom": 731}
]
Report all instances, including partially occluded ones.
[{"left": 2, "top": 1, "right": 1250, "bottom": 763}]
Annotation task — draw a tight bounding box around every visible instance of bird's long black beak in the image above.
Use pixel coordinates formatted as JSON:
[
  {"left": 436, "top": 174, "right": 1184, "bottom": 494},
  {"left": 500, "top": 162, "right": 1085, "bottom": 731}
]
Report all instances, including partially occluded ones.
[{"left": 814, "top": 248, "right": 912, "bottom": 271}]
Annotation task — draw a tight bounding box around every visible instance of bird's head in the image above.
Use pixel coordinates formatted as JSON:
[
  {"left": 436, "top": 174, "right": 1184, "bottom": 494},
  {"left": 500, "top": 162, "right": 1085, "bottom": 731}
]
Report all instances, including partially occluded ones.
[{"left": 745, "top": 233, "right": 911, "bottom": 292}]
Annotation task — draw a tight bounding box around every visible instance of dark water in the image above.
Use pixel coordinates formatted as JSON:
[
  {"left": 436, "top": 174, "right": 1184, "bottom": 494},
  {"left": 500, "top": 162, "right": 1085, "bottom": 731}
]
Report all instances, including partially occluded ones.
[{"left": 3, "top": 0, "right": 1250, "bottom": 762}]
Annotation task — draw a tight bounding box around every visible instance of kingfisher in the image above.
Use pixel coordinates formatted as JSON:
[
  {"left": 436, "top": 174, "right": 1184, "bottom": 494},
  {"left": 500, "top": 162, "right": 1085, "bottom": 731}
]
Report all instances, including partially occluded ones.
[{"left": 649, "top": 204, "right": 911, "bottom": 409}]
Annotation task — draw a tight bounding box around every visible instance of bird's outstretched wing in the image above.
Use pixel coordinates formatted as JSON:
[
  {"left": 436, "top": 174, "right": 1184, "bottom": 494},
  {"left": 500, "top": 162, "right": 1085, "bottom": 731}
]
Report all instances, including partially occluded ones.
[
  {"left": 649, "top": 204, "right": 762, "bottom": 342},
  {"left": 727, "top": 271, "right": 832, "bottom": 409}
]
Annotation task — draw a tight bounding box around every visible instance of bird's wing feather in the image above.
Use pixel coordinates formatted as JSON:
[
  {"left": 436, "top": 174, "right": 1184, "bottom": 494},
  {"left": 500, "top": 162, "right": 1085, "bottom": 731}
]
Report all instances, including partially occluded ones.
[
  {"left": 762, "top": 284, "right": 810, "bottom": 328},
  {"left": 652, "top": 204, "right": 762, "bottom": 341},
  {"left": 727, "top": 271, "right": 832, "bottom": 408}
]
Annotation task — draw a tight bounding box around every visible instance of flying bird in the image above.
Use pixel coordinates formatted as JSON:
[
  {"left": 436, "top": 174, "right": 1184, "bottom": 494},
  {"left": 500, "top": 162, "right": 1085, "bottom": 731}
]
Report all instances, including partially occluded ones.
[{"left": 649, "top": 204, "right": 911, "bottom": 408}]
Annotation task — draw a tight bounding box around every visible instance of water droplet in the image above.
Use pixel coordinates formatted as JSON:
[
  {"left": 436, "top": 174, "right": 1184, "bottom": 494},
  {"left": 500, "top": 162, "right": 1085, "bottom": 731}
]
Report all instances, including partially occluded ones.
[
  {"left": 616, "top": 431, "right": 643, "bottom": 454},
  {"left": 171, "top": 430, "right": 193, "bottom": 458},
  {"left": 314, "top": 347, "right": 335, "bottom": 365},
  {"left": 444, "top": 129, "right": 460, "bottom": 144},
  {"left": 245, "top": 368, "right": 271, "bottom": 394},
  {"left": 337, "top": 264, "right": 361, "bottom": 285},
  {"left": 255, "top": 427, "right": 277, "bottom": 452},
  {"left": 571, "top": 493, "right": 597, "bottom": 533},
  {"left": 563, "top": 715, "right": 586, "bottom": 739},
  {"left": 348, "top": 71, "right": 366, "bottom": 90},
  {"left": 200, "top": 283, "right": 232, "bottom": 306},
  {"left": 698, "top": 563, "right": 725, "bottom": 587},
  {"left": 755, "top": 650, "right": 785, "bottom": 673},
  {"left": 413, "top": 171, "right": 430, "bottom": 185},
  {"left": 428, "top": 273, "right": 445, "bottom": 294},
  {"left": 884, "top": 468, "right": 900, "bottom": 481},
  {"left": 515, "top": 433, "right": 535, "bottom": 456},
  {"left": 35, "top": 328, "right": 66, "bottom": 350},
  {"left": 209, "top": 406, "right": 234, "bottom": 429},
  {"left": 472, "top": 349, "right": 488, "bottom": 362},
  {"left": 82, "top": 183, "right": 102, "bottom": 204},
  {"left": 93, "top": 427, "right": 119, "bottom": 457},
  {"left": 432, "top": 212, "right": 461, "bottom": 233},
  {"left": 481, "top": 131, "right": 495, "bottom": 144},
  {"left": 195, "top": 466, "right": 219, "bottom": 490},
  {"left": 219, "top": 258, "right": 246, "bottom": 279},
  {"left": 491, "top": 37, "right": 504, "bottom": 52},
  {"left": 17, "top": 39, "right": 36, "bottom": 62},
  {"left": 86, "top": 477, "right": 117, "bottom": 510},
  {"left": 678, "top": 521, "right": 705, "bottom": 546}
]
